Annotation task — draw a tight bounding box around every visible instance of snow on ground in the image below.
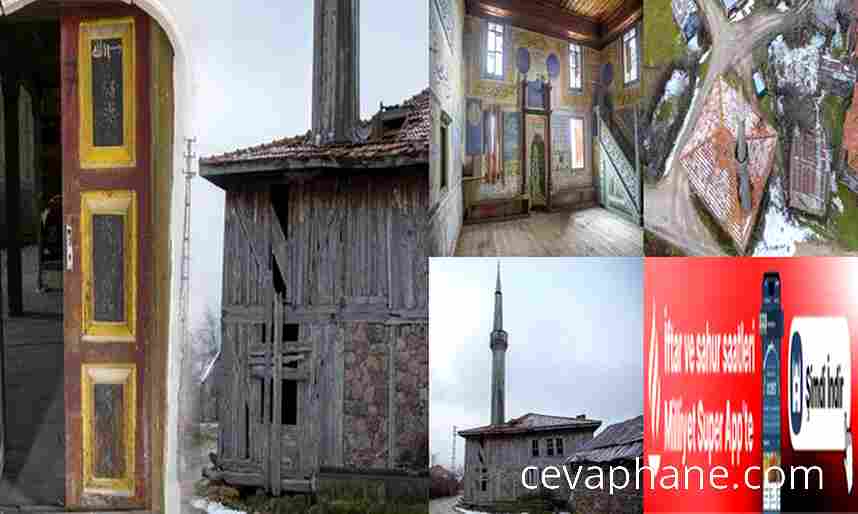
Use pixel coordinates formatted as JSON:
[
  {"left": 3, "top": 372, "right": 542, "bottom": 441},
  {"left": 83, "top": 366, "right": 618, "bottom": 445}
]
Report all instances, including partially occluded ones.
[
  {"left": 688, "top": 36, "right": 700, "bottom": 53},
  {"left": 777, "top": 1, "right": 789, "bottom": 12},
  {"left": 191, "top": 498, "right": 246, "bottom": 514},
  {"left": 753, "top": 175, "right": 817, "bottom": 256},
  {"left": 730, "top": 0, "right": 755, "bottom": 22},
  {"left": 768, "top": 33, "right": 826, "bottom": 95},
  {"left": 664, "top": 70, "right": 690, "bottom": 99},
  {"left": 833, "top": 195, "right": 844, "bottom": 213},
  {"left": 663, "top": 84, "right": 701, "bottom": 180}
]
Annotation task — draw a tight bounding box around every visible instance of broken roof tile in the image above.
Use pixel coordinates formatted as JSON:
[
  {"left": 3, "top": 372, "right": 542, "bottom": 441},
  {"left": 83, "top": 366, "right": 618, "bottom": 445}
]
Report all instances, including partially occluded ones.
[{"left": 200, "top": 89, "right": 430, "bottom": 169}]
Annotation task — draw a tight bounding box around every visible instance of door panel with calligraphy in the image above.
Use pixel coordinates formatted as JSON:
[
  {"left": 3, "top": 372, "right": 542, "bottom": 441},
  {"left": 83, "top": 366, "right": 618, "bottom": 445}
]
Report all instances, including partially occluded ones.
[{"left": 61, "top": 11, "right": 151, "bottom": 509}]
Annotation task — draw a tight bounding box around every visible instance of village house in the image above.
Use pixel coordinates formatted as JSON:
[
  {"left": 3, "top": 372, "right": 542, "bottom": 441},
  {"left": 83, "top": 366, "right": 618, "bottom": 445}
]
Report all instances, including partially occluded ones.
[
  {"left": 458, "top": 265, "right": 600, "bottom": 510},
  {"left": 566, "top": 415, "right": 643, "bottom": 514},
  {"left": 0, "top": 0, "right": 194, "bottom": 510},
  {"left": 789, "top": 126, "right": 832, "bottom": 217},
  {"left": 429, "top": 0, "right": 644, "bottom": 257},
  {"left": 818, "top": 54, "right": 856, "bottom": 98},
  {"left": 198, "top": 0, "right": 429, "bottom": 500},
  {"left": 679, "top": 77, "right": 778, "bottom": 254}
]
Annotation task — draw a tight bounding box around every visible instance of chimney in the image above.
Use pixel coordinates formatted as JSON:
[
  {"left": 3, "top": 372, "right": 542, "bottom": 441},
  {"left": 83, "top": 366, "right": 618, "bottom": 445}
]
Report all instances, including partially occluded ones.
[
  {"left": 312, "top": 0, "right": 360, "bottom": 144},
  {"left": 490, "top": 262, "right": 508, "bottom": 426},
  {"left": 736, "top": 119, "right": 752, "bottom": 212}
]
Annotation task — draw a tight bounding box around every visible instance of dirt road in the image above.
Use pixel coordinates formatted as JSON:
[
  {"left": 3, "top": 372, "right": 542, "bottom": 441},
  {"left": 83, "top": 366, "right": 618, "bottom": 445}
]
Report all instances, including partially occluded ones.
[{"left": 644, "top": 0, "right": 811, "bottom": 255}]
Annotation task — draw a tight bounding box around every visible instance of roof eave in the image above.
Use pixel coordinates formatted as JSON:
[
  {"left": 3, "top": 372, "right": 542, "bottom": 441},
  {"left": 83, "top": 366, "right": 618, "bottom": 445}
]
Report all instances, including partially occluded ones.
[
  {"left": 200, "top": 153, "right": 430, "bottom": 189},
  {"left": 458, "top": 420, "right": 602, "bottom": 438}
]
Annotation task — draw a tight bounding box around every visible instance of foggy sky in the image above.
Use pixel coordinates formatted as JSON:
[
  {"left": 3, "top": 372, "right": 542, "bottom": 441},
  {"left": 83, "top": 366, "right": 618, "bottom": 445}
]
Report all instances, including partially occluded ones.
[
  {"left": 429, "top": 258, "right": 644, "bottom": 471},
  {"left": 169, "top": 1, "right": 429, "bottom": 328}
]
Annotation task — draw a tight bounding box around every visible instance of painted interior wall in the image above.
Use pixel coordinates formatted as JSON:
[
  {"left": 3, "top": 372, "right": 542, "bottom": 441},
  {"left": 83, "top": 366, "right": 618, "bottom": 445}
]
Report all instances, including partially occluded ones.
[
  {"left": 460, "top": 15, "right": 643, "bottom": 215},
  {"left": 462, "top": 17, "right": 598, "bottom": 208},
  {"left": 429, "top": 0, "right": 466, "bottom": 257}
]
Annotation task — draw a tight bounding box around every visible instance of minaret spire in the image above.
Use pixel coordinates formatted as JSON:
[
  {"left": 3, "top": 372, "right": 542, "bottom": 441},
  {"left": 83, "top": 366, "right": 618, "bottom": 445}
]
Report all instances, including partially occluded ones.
[
  {"left": 490, "top": 262, "right": 508, "bottom": 426},
  {"left": 494, "top": 261, "right": 503, "bottom": 331}
]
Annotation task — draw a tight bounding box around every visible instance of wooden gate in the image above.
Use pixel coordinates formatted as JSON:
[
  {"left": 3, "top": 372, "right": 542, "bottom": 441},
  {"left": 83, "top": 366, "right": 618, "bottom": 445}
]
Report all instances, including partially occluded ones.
[{"left": 61, "top": 10, "right": 152, "bottom": 509}]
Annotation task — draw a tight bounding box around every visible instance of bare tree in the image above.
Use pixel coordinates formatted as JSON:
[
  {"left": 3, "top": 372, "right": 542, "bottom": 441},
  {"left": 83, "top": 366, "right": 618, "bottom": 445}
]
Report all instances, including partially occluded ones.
[{"left": 192, "top": 305, "right": 221, "bottom": 380}]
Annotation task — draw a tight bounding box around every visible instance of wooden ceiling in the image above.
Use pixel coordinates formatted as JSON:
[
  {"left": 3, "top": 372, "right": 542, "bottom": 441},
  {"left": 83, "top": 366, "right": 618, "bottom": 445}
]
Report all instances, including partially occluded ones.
[
  {"left": 558, "top": 0, "right": 630, "bottom": 21},
  {"left": 465, "top": 0, "right": 643, "bottom": 48}
]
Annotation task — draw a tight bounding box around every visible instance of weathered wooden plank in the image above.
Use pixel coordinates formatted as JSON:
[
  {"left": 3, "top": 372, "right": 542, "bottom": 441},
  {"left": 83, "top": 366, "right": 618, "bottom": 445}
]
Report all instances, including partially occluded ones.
[{"left": 269, "top": 299, "right": 283, "bottom": 496}]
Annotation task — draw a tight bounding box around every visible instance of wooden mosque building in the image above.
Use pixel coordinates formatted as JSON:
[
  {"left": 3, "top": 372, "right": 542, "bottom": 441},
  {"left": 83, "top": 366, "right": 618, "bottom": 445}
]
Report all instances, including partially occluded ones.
[
  {"left": 0, "top": 0, "right": 194, "bottom": 511},
  {"left": 199, "top": 0, "right": 430, "bottom": 499}
]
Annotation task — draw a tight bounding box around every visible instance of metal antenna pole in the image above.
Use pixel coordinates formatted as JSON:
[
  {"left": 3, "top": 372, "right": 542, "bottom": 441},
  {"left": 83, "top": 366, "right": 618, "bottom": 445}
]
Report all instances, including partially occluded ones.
[
  {"left": 179, "top": 138, "right": 196, "bottom": 336},
  {"left": 177, "top": 137, "right": 196, "bottom": 474},
  {"left": 451, "top": 425, "right": 457, "bottom": 472}
]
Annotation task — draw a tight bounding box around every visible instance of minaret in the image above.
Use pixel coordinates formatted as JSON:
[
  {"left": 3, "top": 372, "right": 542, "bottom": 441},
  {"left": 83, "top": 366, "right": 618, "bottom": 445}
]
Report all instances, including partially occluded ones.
[
  {"left": 490, "top": 262, "right": 508, "bottom": 426},
  {"left": 312, "top": 0, "right": 360, "bottom": 144},
  {"left": 736, "top": 118, "right": 752, "bottom": 212}
]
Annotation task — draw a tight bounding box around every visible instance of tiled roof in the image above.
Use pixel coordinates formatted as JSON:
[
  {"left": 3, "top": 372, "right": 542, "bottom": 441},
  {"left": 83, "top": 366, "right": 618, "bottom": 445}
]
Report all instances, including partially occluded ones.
[
  {"left": 567, "top": 415, "right": 643, "bottom": 464},
  {"left": 200, "top": 89, "right": 430, "bottom": 169},
  {"left": 458, "top": 413, "right": 601, "bottom": 438},
  {"left": 789, "top": 125, "right": 830, "bottom": 217},
  {"left": 679, "top": 77, "right": 778, "bottom": 253}
]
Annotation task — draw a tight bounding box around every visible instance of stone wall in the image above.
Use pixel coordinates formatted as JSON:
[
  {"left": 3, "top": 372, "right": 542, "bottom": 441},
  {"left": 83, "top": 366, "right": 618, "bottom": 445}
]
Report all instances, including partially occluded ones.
[
  {"left": 570, "top": 462, "right": 643, "bottom": 514},
  {"left": 341, "top": 322, "right": 429, "bottom": 472},
  {"left": 393, "top": 325, "right": 429, "bottom": 469},
  {"left": 343, "top": 323, "right": 391, "bottom": 469}
]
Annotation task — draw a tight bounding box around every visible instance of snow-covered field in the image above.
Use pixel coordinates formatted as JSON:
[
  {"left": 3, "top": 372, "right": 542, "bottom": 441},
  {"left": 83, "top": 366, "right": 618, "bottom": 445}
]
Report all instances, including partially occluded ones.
[
  {"left": 191, "top": 498, "right": 246, "bottom": 514},
  {"left": 753, "top": 175, "right": 817, "bottom": 256},
  {"left": 768, "top": 33, "right": 826, "bottom": 95},
  {"left": 664, "top": 70, "right": 690, "bottom": 99},
  {"left": 662, "top": 84, "right": 701, "bottom": 180}
]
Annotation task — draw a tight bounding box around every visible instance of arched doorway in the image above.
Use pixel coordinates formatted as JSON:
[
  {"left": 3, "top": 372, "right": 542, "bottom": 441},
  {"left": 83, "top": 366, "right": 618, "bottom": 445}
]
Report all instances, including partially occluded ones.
[{"left": 0, "top": 1, "right": 190, "bottom": 510}]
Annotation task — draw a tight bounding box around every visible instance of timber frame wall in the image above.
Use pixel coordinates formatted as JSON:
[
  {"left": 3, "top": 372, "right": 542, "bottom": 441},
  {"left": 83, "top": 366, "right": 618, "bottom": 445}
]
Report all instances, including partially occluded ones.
[{"left": 216, "top": 169, "right": 430, "bottom": 493}]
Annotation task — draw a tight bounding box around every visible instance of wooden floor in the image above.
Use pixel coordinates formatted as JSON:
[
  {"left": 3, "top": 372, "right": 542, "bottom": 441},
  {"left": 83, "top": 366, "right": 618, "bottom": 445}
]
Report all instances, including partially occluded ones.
[
  {"left": 454, "top": 208, "right": 643, "bottom": 257},
  {"left": 0, "top": 247, "right": 65, "bottom": 507}
]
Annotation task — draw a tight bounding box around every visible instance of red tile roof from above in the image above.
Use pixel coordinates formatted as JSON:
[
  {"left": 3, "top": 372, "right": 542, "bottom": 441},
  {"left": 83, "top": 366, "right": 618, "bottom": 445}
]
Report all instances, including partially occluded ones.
[
  {"left": 679, "top": 77, "right": 778, "bottom": 253},
  {"left": 200, "top": 89, "right": 430, "bottom": 168}
]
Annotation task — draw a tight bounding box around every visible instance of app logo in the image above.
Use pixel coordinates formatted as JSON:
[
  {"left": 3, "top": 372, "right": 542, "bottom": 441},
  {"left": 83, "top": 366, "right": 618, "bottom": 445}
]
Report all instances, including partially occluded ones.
[
  {"left": 789, "top": 332, "right": 803, "bottom": 436},
  {"left": 787, "top": 318, "right": 851, "bottom": 452}
]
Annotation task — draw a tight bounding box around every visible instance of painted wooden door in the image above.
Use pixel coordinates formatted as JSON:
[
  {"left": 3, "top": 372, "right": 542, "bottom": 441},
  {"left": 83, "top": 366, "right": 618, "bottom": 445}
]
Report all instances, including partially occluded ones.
[{"left": 61, "top": 11, "right": 151, "bottom": 509}]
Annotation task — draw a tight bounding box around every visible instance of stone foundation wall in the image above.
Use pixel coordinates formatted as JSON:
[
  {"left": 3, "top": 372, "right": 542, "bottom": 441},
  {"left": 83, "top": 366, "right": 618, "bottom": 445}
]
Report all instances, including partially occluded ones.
[
  {"left": 342, "top": 322, "right": 429, "bottom": 472},
  {"left": 343, "top": 323, "right": 390, "bottom": 469},
  {"left": 570, "top": 463, "right": 642, "bottom": 514},
  {"left": 394, "top": 324, "right": 430, "bottom": 470}
]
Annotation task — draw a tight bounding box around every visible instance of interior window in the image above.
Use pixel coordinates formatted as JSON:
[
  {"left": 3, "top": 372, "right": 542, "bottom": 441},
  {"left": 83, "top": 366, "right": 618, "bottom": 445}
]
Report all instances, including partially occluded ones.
[
  {"left": 570, "top": 118, "right": 585, "bottom": 169},
  {"left": 623, "top": 27, "right": 639, "bottom": 84},
  {"left": 486, "top": 22, "right": 504, "bottom": 78},
  {"left": 569, "top": 43, "right": 582, "bottom": 91}
]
